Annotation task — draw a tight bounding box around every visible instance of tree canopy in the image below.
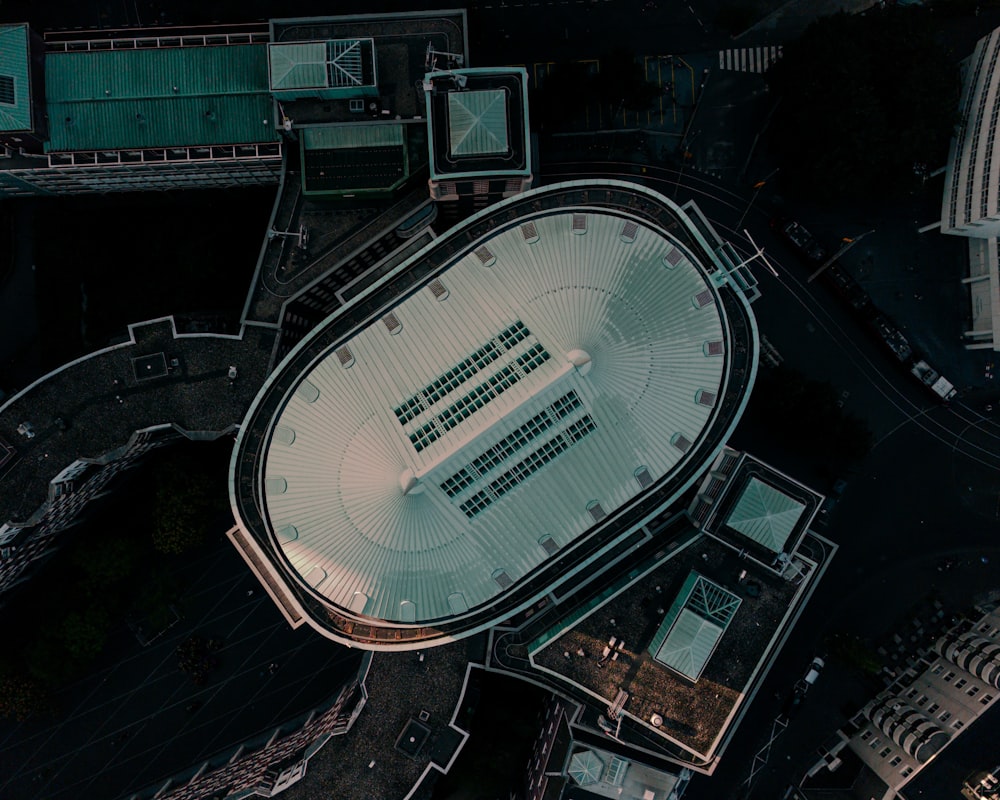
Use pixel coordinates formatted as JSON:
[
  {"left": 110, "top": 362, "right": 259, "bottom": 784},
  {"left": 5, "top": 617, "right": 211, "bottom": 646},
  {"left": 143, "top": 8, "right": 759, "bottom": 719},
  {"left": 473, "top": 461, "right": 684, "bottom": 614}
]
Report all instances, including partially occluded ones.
[
  {"left": 747, "top": 366, "right": 873, "bottom": 468},
  {"left": 767, "top": 8, "right": 959, "bottom": 203}
]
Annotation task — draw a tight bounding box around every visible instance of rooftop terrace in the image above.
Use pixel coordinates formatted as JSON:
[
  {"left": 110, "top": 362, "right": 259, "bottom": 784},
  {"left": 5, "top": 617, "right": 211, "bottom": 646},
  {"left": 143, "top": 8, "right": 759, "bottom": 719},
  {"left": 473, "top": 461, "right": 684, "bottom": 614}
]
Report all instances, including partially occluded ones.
[
  {"left": 525, "top": 533, "right": 806, "bottom": 761},
  {"left": 270, "top": 12, "right": 468, "bottom": 125}
]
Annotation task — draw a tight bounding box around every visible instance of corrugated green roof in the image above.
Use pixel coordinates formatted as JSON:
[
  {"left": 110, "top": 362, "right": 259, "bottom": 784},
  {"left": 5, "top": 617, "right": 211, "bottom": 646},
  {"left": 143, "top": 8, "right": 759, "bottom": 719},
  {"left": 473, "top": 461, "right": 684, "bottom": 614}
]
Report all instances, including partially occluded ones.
[
  {"left": 0, "top": 25, "right": 31, "bottom": 132},
  {"left": 44, "top": 44, "right": 278, "bottom": 151},
  {"left": 448, "top": 90, "right": 508, "bottom": 156},
  {"left": 302, "top": 124, "right": 403, "bottom": 150},
  {"left": 269, "top": 42, "right": 328, "bottom": 91},
  {"left": 727, "top": 477, "right": 804, "bottom": 552}
]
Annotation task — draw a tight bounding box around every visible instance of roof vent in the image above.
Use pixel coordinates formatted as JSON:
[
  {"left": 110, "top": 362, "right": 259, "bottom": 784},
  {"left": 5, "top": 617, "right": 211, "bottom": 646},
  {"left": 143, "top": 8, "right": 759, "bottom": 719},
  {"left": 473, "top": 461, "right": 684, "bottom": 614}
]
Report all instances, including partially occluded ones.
[
  {"left": 587, "top": 501, "right": 607, "bottom": 522},
  {"left": 572, "top": 214, "right": 587, "bottom": 234},
  {"left": 383, "top": 312, "right": 402, "bottom": 335},
  {"left": 428, "top": 279, "right": 449, "bottom": 300},
  {"left": 696, "top": 389, "right": 717, "bottom": 407},
  {"left": 400, "top": 469, "right": 425, "bottom": 495},
  {"left": 306, "top": 566, "right": 327, "bottom": 588},
  {"left": 671, "top": 433, "right": 692, "bottom": 453},
  {"left": 693, "top": 289, "right": 714, "bottom": 309},
  {"left": 296, "top": 379, "right": 320, "bottom": 402},
  {"left": 335, "top": 346, "right": 355, "bottom": 368},
  {"left": 634, "top": 467, "right": 653, "bottom": 489},
  {"left": 521, "top": 221, "right": 539, "bottom": 243},
  {"left": 539, "top": 535, "right": 559, "bottom": 556},
  {"left": 474, "top": 245, "right": 496, "bottom": 266},
  {"left": 650, "top": 713, "right": 664, "bottom": 726},
  {"left": 703, "top": 340, "right": 724, "bottom": 357},
  {"left": 348, "top": 591, "right": 369, "bottom": 613},
  {"left": 265, "top": 476, "right": 288, "bottom": 494},
  {"left": 663, "top": 248, "right": 683, "bottom": 268},
  {"left": 620, "top": 220, "right": 638, "bottom": 242},
  {"left": 273, "top": 425, "right": 296, "bottom": 445},
  {"left": 492, "top": 569, "right": 514, "bottom": 589}
]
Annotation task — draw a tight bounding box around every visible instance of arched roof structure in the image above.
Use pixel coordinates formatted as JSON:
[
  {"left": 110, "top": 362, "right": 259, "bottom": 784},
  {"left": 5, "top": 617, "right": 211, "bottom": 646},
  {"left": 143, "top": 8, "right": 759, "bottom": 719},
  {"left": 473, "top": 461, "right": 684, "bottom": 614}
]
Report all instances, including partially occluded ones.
[{"left": 230, "top": 180, "right": 760, "bottom": 649}]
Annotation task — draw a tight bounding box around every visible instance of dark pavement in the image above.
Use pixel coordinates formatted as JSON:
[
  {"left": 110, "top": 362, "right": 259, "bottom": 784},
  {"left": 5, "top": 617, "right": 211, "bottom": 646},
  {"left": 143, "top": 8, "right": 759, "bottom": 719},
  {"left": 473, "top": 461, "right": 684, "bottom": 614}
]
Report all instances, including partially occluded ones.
[
  {"left": 0, "top": 536, "right": 361, "bottom": 800},
  {"left": 686, "top": 418, "right": 1000, "bottom": 800}
]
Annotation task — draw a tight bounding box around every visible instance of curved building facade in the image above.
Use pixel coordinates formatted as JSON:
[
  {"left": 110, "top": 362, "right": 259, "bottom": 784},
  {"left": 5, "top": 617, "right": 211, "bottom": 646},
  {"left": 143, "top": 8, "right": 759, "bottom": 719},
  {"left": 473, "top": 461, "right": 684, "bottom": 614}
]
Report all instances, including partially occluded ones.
[{"left": 229, "top": 179, "right": 760, "bottom": 650}]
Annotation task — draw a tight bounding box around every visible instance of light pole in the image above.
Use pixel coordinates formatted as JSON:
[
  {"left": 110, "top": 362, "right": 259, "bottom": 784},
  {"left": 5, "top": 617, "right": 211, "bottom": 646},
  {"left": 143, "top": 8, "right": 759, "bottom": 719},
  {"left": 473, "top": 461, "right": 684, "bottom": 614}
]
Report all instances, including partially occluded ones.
[
  {"left": 736, "top": 167, "right": 780, "bottom": 229},
  {"left": 268, "top": 224, "right": 308, "bottom": 250},
  {"left": 807, "top": 229, "right": 875, "bottom": 283},
  {"left": 672, "top": 129, "right": 699, "bottom": 199}
]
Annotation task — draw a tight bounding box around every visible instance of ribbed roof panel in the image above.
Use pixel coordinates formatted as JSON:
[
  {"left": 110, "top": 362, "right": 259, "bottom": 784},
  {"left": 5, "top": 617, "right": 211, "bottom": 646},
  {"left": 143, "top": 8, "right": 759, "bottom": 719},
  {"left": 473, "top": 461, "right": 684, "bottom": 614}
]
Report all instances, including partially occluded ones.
[
  {"left": 44, "top": 44, "right": 277, "bottom": 151},
  {"left": 726, "top": 476, "right": 805, "bottom": 551},
  {"left": 263, "top": 210, "right": 730, "bottom": 623},
  {"left": 0, "top": 25, "right": 31, "bottom": 132}
]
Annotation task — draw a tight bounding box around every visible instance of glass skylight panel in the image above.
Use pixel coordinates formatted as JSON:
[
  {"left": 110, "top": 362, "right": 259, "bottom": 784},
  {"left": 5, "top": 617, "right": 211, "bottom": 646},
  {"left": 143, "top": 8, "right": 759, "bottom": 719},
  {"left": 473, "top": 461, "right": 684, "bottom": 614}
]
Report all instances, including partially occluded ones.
[
  {"left": 409, "top": 345, "right": 553, "bottom": 452},
  {"left": 441, "top": 392, "right": 585, "bottom": 496},
  {"left": 690, "top": 576, "right": 741, "bottom": 626},
  {"left": 0, "top": 76, "right": 14, "bottom": 106},
  {"left": 394, "top": 321, "right": 529, "bottom": 424},
  {"left": 474, "top": 245, "right": 496, "bottom": 266},
  {"left": 458, "top": 415, "right": 597, "bottom": 518},
  {"left": 693, "top": 289, "right": 714, "bottom": 308},
  {"left": 428, "top": 279, "right": 449, "bottom": 300}
]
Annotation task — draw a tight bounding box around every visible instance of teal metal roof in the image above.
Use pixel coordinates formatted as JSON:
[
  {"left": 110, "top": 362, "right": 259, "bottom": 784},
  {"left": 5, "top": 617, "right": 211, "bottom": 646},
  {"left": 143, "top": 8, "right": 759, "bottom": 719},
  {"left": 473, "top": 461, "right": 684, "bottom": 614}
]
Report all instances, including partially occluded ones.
[
  {"left": 269, "top": 42, "right": 328, "bottom": 90},
  {"left": 302, "top": 124, "right": 403, "bottom": 150},
  {"left": 448, "top": 90, "right": 508, "bottom": 156},
  {"left": 0, "top": 25, "right": 31, "bottom": 132},
  {"left": 649, "top": 572, "right": 741, "bottom": 680},
  {"left": 727, "top": 477, "right": 805, "bottom": 552},
  {"left": 44, "top": 45, "right": 278, "bottom": 151}
]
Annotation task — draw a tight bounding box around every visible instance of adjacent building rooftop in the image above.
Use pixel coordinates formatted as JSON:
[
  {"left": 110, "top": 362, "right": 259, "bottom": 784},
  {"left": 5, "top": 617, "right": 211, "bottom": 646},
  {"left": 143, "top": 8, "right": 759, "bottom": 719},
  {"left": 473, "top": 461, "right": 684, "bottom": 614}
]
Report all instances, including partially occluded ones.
[
  {"left": 44, "top": 44, "right": 278, "bottom": 152},
  {"left": 426, "top": 67, "right": 531, "bottom": 181}
]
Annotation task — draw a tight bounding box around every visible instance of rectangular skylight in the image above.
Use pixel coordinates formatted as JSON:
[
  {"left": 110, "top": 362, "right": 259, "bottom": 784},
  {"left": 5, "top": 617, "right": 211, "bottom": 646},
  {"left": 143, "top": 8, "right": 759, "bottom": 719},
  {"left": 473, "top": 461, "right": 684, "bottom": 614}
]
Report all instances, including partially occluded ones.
[
  {"left": 410, "top": 345, "right": 552, "bottom": 452},
  {"left": 0, "top": 75, "right": 14, "bottom": 106},
  {"left": 458, "top": 416, "right": 596, "bottom": 518},
  {"left": 394, "top": 321, "right": 529, "bottom": 424},
  {"left": 440, "top": 391, "right": 584, "bottom": 496}
]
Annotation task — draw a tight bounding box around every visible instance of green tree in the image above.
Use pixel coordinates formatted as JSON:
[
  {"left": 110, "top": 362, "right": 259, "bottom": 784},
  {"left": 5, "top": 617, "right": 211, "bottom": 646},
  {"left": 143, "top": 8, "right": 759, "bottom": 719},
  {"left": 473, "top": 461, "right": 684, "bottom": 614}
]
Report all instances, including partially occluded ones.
[
  {"left": 0, "top": 660, "right": 48, "bottom": 721},
  {"left": 72, "top": 534, "right": 141, "bottom": 595},
  {"left": 60, "top": 604, "right": 111, "bottom": 662},
  {"left": 748, "top": 366, "right": 873, "bottom": 465},
  {"left": 767, "top": 8, "right": 959, "bottom": 203},
  {"left": 151, "top": 452, "right": 227, "bottom": 555}
]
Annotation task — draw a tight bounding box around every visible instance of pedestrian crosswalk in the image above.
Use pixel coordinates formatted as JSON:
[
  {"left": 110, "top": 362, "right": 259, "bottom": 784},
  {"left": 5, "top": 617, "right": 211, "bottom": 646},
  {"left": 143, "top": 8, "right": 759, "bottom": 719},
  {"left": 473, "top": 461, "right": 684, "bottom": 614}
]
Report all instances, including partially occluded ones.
[{"left": 717, "top": 45, "right": 783, "bottom": 73}]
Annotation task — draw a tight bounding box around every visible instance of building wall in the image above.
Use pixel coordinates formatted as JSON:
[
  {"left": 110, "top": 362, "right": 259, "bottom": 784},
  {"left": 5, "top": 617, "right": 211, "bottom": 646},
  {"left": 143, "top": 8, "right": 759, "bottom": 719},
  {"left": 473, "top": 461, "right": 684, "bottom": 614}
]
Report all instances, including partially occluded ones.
[
  {"left": 0, "top": 426, "right": 185, "bottom": 597},
  {"left": 842, "top": 608, "right": 1000, "bottom": 795},
  {"left": 941, "top": 26, "right": 1000, "bottom": 350},
  {"left": 0, "top": 152, "right": 282, "bottom": 197}
]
